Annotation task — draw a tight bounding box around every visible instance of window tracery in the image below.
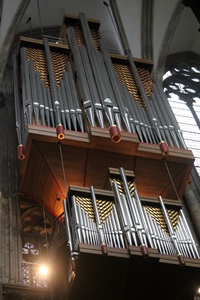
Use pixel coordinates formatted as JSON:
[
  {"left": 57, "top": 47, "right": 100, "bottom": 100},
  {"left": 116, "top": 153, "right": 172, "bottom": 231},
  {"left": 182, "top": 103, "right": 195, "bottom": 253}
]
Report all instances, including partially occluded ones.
[{"left": 163, "top": 60, "right": 200, "bottom": 176}]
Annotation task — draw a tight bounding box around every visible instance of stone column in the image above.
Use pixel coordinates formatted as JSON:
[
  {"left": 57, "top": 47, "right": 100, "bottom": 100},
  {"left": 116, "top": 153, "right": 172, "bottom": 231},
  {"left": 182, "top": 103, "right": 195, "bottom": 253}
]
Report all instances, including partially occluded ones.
[
  {"left": 0, "top": 65, "right": 22, "bottom": 284},
  {"left": 0, "top": 281, "right": 2, "bottom": 300},
  {"left": 141, "top": 0, "right": 153, "bottom": 61},
  {"left": 184, "top": 184, "right": 200, "bottom": 242}
]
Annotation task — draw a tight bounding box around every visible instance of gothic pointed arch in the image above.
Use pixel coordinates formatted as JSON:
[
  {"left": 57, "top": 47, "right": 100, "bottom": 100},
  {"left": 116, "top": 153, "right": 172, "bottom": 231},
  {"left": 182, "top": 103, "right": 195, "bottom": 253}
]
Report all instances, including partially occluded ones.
[{"left": 156, "top": 0, "right": 184, "bottom": 79}]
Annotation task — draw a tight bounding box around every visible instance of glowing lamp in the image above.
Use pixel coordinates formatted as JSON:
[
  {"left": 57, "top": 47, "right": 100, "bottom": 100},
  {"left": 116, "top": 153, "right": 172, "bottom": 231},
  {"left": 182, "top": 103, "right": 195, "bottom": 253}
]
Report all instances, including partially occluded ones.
[{"left": 39, "top": 265, "right": 48, "bottom": 276}]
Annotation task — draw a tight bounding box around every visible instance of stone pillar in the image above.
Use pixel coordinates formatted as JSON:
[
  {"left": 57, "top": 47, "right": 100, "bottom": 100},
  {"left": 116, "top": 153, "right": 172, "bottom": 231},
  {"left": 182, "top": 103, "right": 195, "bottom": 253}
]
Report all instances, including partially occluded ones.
[
  {"left": 0, "top": 281, "right": 2, "bottom": 300},
  {"left": 184, "top": 184, "right": 200, "bottom": 242},
  {"left": 0, "top": 65, "right": 22, "bottom": 284},
  {"left": 141, "top": 0, "right": 153, "bottom": 61}
]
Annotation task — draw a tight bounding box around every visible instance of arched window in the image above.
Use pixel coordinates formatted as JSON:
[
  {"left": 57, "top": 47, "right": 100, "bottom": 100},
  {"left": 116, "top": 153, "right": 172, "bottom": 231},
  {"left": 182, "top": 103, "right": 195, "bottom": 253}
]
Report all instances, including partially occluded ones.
[{"left": 163, "top": 55, "right": 200, "bottom": 176}]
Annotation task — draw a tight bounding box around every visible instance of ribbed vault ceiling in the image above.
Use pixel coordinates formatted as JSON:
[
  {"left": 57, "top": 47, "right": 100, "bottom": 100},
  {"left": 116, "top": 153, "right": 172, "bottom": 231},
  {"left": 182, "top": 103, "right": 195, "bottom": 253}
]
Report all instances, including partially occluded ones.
[{"left": 0, "top": 0, "right": 199, "bottom": 78}]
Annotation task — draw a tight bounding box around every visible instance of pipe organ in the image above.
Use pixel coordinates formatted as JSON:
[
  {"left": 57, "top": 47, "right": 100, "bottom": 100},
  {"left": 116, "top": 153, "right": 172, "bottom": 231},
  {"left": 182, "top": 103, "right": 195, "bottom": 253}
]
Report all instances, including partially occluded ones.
[
  {"left": 64, "top": 167, "right": 199, "bottom": 273},
  {"left": 13, "top": 12, "right": 200, "bottom": 300},
  {"left": 14, "top": 13, "right": 186, "bottom": 158}
]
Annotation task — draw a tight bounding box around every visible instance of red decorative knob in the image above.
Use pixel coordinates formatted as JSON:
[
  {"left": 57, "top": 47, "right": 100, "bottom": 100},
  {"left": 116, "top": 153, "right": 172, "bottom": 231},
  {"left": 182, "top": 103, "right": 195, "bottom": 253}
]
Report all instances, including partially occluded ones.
[
  {"left": 17, "top": 144, "right": 25, "bottom": 160},
  {"left": 56, "top": 124, "right": 64, "bottom": 140},
  {"left": 101, "top": 243, "right": 108, "bottom": 255},
  {"left": 186, "top": 177, "right": 192, "bottom": 185},
  {"left": 178, "top": 254, "right": 185, "bottom": 266},
  {"left": 159, "top": 141, "right": 168, "bottom": 156},
  {"left": 140, "top": 244, "right": 149, "bottom": 257},
  {"left": 71, "top": 257, "right": 76, "bottom": 272},
  {"left": 109, "top": 125, "right": 121, "bottom": 143}
]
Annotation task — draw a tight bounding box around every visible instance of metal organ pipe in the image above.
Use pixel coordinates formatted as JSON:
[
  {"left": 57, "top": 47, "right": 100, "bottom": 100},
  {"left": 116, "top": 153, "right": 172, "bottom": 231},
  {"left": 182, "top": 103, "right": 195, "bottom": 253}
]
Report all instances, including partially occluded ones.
[
  {"left": 28, "top": 60, "right": 40, "bottom": 125},
  {"left": 13, "top": 54, "right": 25, "bottom": 160},
  {"left": 67, "top": 61, "right": 84, "bottom": 132},
  {"left": 134, "top": 189, "right": 154, "bottom": 248},
  {"left": 67, "top": 26, "right": 95, "bottom": 127},
  {"left": 59, "top": 78, "right": 71, "bottom": 130},
  {"left": 158, "top": 195, "right": 185, "bottom": 265},
  {"left": 35, "top": 71, "right": 45, "bottom": 126},
  {"left": 108, "top": 1, "right": 173, "bottom": 152},
  {"left": 20, "top": 47, "right": 33, "bottom": 124},
  {"left": 63, "top": 199, "right": 77, "bottom": 272},
  {"left": 95, "top": 51, "right": 122, "bottom": 136},
  {"left": 63, "top": 71, "right": 76, "bottom": 131},
  {"left": 46, "top": 86, "right": 55, "bottom": 128},
  {"left": 118, "top": 167, "right": 149, "bottom": 256},
  {"left": 151, "top": 88, "right": 179, "bottom": 148},
  {"left": 43, "top": 37, "right": 64, "bottom": 139},
  {"left": 57, "top": 85, "right": 67, "bottom": 130},
  {"left": 79, "top": 45, "right": 104, "bottom": 128},
  {"left": 152, "top": 72, "right": 187, "bottom": 149},
  {"left": 78, "top": 13, "right": 113, "bottom": 104},
  {"left": 79, "top": 12, "right": 121, "bottom": 143},
  {"left": 100, "top": 39, "right": 131, "bottom": 133},
  {"left": 90, "top": 186, "right": 107, "bottom": 254},
  {"left": 41, "top": 81, "right": 51, "bottom": 127},
  {"left": 112, "top": 181, "right": 136, "bottom": 246}
]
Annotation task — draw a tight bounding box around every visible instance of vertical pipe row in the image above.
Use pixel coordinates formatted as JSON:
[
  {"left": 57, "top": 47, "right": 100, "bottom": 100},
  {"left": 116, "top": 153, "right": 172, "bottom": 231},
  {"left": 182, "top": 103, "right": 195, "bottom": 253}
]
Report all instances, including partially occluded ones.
[
  {"left": 63, "top": 199, "right": 77, "bottom": 272},
  {"left": 16, "top": 18, "right": 187, "bottom": 149},
  {"left": 100, "top": 39, "right": 131, "bottom": 133},
  {"left": 111, "top": 167, "right": 199, "bottom": 259},
  {"left": 13, "top": 54, "right": 25, "bottom": 160},
  {"left": 19, "top": 42, "right": 87, "bottom": 141},
  {"left": 67, "top": 26, "right": 95, "bottom": 127},
  {"left": 152, "top": 72, "right": 187, "bottom": 149},
  {"left": 66, "top": 191, "right": 127, "bottom": 254},
  {"left": 79, "top": 12, "right": 122, "bottom": 142},
  {"left": 43, "top": 38, "right": 64, "bottom": 139},
  {"left": 90, "top": 186, "right": 107, "bottom": 254},
  {"left": 63, "top": 180, "right": 199, "bottom": 261},
  {"left": 79, "top": 45, "right": 104, "bottom": 128},
  {"left": 158, "top": 195, "right": 185, "bottom": 265}
]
